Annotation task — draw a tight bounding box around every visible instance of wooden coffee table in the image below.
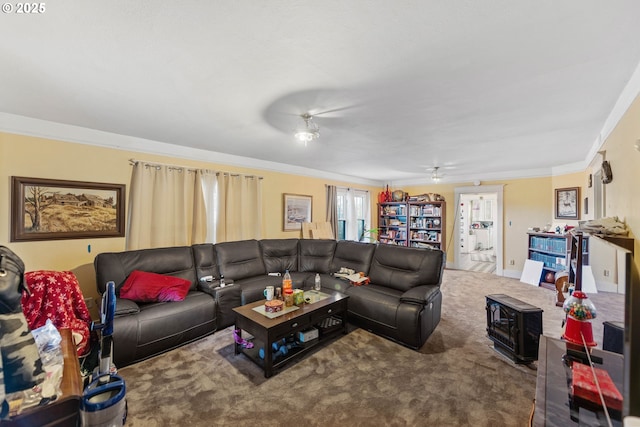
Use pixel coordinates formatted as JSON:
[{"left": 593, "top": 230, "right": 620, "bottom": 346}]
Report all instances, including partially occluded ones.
[{"left": 233, "top": 290, "right": 349, "bottom": 378}]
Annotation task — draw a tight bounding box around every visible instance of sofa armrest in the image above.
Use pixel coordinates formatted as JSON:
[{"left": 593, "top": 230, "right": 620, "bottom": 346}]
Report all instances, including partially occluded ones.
[
  {"left": 400, "top": 285, "right": 440, "bottom": 305},
  {"left": 115, "top": 297, "right": 140, "bottom": 316},
  {"left": 197, "top": 279, "right": 234, "bottom": 292},
  {"left": 198, "top": 282, "right": 241, "bottom": 329}
]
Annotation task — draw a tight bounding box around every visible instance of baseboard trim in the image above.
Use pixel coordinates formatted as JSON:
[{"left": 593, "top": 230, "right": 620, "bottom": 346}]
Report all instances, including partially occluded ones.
[{"left": 502, "top": 269, "right": 522, "bottom": 279}]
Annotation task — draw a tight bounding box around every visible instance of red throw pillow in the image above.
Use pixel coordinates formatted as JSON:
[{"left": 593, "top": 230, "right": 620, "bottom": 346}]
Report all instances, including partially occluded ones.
[{"left": 120, "top": 270, "right": 191, "bottom": 302}]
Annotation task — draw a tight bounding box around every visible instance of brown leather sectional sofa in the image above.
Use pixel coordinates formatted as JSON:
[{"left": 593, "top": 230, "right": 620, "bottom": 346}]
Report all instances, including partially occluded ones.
[{"left": 94, "top": 239, "right": 445, "bottom": 367}]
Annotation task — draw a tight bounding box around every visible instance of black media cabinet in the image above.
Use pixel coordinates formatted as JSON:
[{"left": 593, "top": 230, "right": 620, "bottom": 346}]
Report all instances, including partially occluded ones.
[{"left": 486, "top": 294, "right": 543, "bottom": 364}]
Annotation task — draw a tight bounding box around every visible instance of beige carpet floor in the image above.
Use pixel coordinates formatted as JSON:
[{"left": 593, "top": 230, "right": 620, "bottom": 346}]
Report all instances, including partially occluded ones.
[{"left": 117, "top": 269, "right": 624, "bottom": 427}]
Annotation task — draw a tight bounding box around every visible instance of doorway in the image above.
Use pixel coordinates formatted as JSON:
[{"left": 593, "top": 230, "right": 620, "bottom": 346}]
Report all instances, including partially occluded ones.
[
  {"left": 593, "top": 169, "right": 606, "bottom": 219},
  {"left": 453, "top": 185, "right": 504, "bottom": 275}
]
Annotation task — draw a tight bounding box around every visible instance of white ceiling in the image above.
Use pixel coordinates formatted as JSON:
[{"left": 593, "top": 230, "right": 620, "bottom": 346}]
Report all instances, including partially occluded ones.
[{"left": 2, "top": 1, "right": 640, "bottom": 186}]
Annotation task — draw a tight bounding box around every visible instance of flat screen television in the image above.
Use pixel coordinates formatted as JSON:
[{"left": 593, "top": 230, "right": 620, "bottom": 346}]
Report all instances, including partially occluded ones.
[
  {"left": 591, "top": 234, "right": 638, "bottom": 417},
  {"left": 623, "top": 248, "right": 639, "bottom": 417},
  {"left": 595, "top": 234, "right": 640, "bottom": 417}
]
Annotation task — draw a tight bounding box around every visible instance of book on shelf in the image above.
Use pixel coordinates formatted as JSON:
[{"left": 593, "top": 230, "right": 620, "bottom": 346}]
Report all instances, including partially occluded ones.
[
  {"left": 409, "top": 205, "right": 441, "bottom": 217},
  {"left": 411, "top": 242, "right": 439, "bottom": 249}
]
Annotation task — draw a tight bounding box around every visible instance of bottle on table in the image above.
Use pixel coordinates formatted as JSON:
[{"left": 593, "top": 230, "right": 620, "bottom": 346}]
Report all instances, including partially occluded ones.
[
  {"left": 314, "top": 273, "right": 321, "bottom": 292},
  {"left": 282, "top": 270, "right": 292, "bottom": 293}
]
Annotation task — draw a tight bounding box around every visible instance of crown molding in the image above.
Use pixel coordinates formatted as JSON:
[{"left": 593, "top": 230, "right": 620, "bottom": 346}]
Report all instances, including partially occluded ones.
[
  {"left": 392, "top": 167, "right": 554, "bottom": 187},
  {"left": 585, "top": 59, "right": 640, "bottom": 166},
  {"left": 0, "top": 112, "right": 381, "bottom": 187},
  {"left": 3, "top": 54, "right": 639, "bottom": 192}
]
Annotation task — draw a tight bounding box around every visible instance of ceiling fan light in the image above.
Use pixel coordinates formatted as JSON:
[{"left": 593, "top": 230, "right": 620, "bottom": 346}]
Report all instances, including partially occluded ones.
[
  {"left": 294, "top": 129, "right": 319, "bottom": 143},
  {"left": 294, "top": 114, "right": 319, "bottom": 145},
  {"left": 431, "top": 167, "right": 441, "bottom": 182}
]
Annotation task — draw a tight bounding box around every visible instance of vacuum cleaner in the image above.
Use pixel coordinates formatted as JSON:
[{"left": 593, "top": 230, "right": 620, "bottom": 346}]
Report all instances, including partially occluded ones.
[{"left": 80, "top": 281, "right": 127, "bottom": 427}]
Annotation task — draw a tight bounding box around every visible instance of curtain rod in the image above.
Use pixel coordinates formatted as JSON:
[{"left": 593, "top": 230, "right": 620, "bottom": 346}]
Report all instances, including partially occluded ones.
[
  {"left": 333, "top": 185, "right": 369, "bottom": 193},
  {"left": 129, "top": 159, "right": 263, "bottom": 179}
]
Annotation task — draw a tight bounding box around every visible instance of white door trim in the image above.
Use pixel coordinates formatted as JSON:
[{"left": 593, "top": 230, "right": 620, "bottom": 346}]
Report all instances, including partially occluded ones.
[{"left": 453, "top": 185, "right": 504, "bottom": 275}]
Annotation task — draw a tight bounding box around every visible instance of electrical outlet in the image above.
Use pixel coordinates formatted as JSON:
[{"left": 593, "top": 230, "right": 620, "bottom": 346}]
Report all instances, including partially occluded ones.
[
  {"left": 84, "top": 297, "right": 95, "bottom": 309},
  {"left": 509, "top": 259, "right": 515, "bottom": 265},
  {"left": 603, "top": 269, "right": 610, "bottom": 277}
]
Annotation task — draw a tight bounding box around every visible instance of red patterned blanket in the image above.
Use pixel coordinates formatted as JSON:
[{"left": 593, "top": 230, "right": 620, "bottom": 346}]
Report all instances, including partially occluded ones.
[{"left": 22, "top": 271, "right": 92, "bottom": 356}]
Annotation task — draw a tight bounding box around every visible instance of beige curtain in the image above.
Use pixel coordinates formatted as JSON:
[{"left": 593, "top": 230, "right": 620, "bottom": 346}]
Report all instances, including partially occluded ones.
[
  {"left": 126, "top": 162, "right": 207, "bottom": 250},
  {"left": 326, "top": 185, "right": 338, "bottom": 238},
  {"left": 127, "top": 161, "right": 263, "bottom": 247},
  {"left": 213, "top": 173, "right": 262, "bottom": 242}
]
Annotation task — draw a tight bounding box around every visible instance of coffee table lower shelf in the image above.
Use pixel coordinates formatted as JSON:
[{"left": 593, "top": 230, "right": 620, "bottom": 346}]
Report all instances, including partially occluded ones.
[
  {"left": 239, "top": 328, "right": 344, "bottom": 374},
  {"left": 233, "top": 293, "right": 349, "bottom": 378}
]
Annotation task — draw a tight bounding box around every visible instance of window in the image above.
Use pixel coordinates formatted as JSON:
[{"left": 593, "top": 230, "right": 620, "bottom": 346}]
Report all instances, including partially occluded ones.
[{"left": 336, "top": 188, "right": 370, "bottom": 241}]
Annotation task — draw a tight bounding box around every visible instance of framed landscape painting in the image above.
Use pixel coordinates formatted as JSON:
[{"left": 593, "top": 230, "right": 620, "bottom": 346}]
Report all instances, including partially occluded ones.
[
  {"left": 283, "top": 193, "right": 312, "bottom": 231},
  {"left": 555, "top": 187, "right": 580, "bottom": 220},
  {"left": 11, "top": 176, "right": 126, "bottom": 241}
]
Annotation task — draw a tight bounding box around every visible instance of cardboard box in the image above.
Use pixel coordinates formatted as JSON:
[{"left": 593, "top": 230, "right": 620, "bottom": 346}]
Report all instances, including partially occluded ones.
[
  {"left": 571, "top": 362, "right": 623, "bottom": 411},
  {"left": 298, "top": 328, "right": 319, "bottom": 343}
]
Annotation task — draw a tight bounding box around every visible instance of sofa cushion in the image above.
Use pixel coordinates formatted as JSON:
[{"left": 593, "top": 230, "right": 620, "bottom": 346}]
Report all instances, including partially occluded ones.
[
  {"left": 135, "top": 292, "right": 215, "bottom": 345},
  {"left": 120, "top": 270, "right": 192, "bottom": 302},
  {"left": 346, "top": 284, "right": 403, "bottom": 328},
  {"left": 331, "top": 241, "right": 376, "bottom": 274},
  {"left": 298, "top": 239, "right": 336, "bottom": 273},
  {"left": 112, "top": 291, "right": 217, "bottom": 366},
  {"left": 368, "top": 244, "right": 445, "bottom": 292},
  {"left": 94, "top": 246, "right": 197, "bottom": 294},
  {"left": 215, "top": 240, "right": 266, "bottom": 280},
  {"left": 115, "top": 298, "right": 140, "bottom": 316},
  {"left": 192, "top": 244, "right": 221, "bottom": 281},
  {"left": 312, "top": 273, "right": 353, "bottom": 294},
  {"left": 233, "top": 276, "right": 280, "bottom": 305},
  {"left": 232, "top": 272, "right": 313, "bottom": 305},
  {"left": 260, "top": 239, "right": 299, "bottom": 273}
]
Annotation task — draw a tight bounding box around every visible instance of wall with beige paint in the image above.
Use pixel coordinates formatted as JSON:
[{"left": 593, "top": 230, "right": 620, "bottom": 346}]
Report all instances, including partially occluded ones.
[
  {"left": 595, "top": 94, "right": 640, "bottom": 275},
  {"left": 2, "top": 92, "right": 639, "bottom": 308},
  {"left": 401, "top": 176, "right": 554, "bottom": 271},
  {"left": 550, "top": 172, "right": 585, "bottom": 227},
  {"left": 0, "top": 132, "right": 377, "bottom": 305}
]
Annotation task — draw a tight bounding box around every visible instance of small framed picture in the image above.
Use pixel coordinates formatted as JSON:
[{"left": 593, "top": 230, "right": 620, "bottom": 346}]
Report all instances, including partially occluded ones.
[
  {"left": 555, "top": 187, "right": 580, "bottom": 220},
  {"left": 283, "top": 193, "right": 312, "bottom": 231}
]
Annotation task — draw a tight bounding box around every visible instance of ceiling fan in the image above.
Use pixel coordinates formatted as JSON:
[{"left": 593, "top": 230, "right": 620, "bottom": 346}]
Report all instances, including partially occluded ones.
[
  {"left": 294, "top": 114, "right": 320, "bottom": 145},
  {"left": 263, "top": 89, "right": 366, "bottom": 140},
  {"left": 431, "top": 167, "right": 443, "bottom": 182},
  {"left": 292, "top": 105, "right": 364, "bottom": 145},
  {"left": 418, "top": 164, "right": 459, "bottom": 182}
]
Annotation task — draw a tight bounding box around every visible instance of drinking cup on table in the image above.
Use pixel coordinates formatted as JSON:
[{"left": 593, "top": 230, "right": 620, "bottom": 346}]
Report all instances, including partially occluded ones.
[{"left": 264, "top": 286, "right": 274, "bottom": 300}]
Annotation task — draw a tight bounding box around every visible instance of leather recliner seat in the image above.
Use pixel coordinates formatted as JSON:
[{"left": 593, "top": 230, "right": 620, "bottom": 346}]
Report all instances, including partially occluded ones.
[{"left": 94, "top": 246, "right": 217, "bottom": 367}]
